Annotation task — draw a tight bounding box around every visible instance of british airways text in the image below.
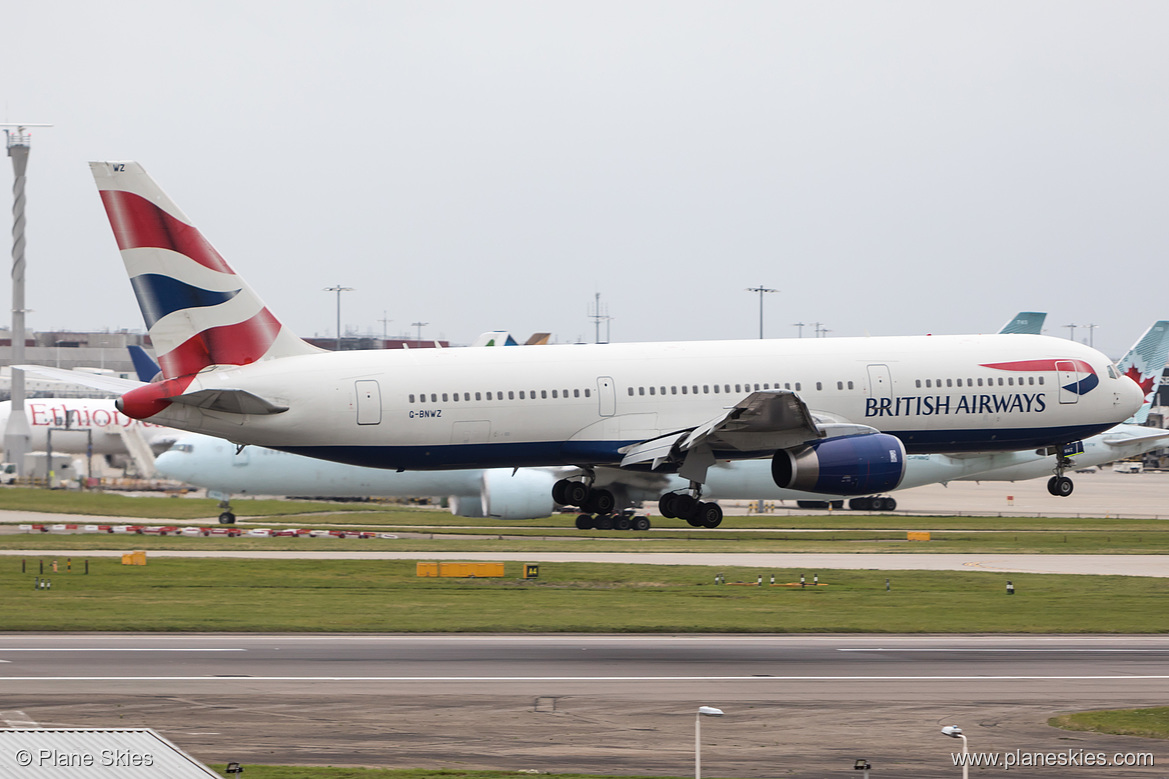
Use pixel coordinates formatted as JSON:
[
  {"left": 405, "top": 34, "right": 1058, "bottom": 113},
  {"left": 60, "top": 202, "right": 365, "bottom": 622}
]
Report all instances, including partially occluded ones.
[{"left": 865, "top": 393, "right": 1046, "bottom": 418}]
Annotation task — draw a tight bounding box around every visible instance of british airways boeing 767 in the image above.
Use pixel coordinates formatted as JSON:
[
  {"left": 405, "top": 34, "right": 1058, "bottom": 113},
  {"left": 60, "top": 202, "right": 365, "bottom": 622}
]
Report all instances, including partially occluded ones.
[{"left": 79, "top": 161, "right": 1144, "bottom": 527}]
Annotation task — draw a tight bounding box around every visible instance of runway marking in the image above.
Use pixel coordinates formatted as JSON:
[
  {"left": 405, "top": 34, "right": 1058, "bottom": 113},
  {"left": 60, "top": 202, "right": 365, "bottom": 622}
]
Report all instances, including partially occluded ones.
[
  {"left": 837, "top": 648, "right": 1169, "bottom": 653},
  {"left": 4, "top": 675, "right": 1169, "bottom": 682},
  {"left": 0, "top": 648, "right": 246, "bottom": 652},
  {"left": 1, "top": 710, "right": 38, "bottom": 728}
]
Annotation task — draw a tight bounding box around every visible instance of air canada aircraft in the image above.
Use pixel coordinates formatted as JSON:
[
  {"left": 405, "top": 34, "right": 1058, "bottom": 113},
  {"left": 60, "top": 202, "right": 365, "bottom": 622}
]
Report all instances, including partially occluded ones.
[{"left": 69, "top": 161, "right": 1144, "bottom": 528}]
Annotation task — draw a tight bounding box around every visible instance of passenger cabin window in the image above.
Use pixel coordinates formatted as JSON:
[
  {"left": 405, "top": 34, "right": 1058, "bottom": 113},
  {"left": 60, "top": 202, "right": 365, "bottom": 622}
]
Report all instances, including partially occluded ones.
[{"left": 409, "top": 394, "right": 416, "bottom": 402}]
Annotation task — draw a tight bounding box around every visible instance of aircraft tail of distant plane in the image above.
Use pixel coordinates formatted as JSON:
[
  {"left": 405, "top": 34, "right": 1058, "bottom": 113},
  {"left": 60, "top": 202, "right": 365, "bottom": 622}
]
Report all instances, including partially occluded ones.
[
  {"left": 998, "top": 312, "right": 1046, "bottom": 335},
  {"left": 127, "top": 345, "right": 162, "bottom": 383},
  {"left": 1117, "top": 321, "right": 1169, "bottom": 424},
  {"left": 89, "top": 161, "right": 322, "bottom": 384}
]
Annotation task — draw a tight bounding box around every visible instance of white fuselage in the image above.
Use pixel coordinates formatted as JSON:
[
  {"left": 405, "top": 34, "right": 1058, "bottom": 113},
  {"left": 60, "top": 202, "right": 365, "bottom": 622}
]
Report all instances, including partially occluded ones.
[{"left": 138, "top": 334, "right": 1142, "bottom": 471}]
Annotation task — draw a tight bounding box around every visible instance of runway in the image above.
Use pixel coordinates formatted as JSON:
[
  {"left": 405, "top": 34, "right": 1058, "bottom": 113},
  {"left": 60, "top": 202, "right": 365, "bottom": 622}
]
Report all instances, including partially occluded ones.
[{"left": 1, "top": 634, "right": 1165, "bottom": 777}]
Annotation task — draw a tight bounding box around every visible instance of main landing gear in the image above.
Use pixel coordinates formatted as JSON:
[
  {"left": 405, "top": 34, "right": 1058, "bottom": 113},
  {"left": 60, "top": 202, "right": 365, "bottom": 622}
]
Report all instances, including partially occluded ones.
[
  {"left": 657, "top": 485, "right": 724, "bottom": 529},
  {"left": 553, "top": 478, "right": 652, "bottom": 532}
]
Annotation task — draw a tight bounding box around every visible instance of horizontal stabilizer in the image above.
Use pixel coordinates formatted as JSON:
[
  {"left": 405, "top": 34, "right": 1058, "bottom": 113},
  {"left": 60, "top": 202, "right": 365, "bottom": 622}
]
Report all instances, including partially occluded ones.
[
  {"left": 15, "top": 365, "right": 144, "bottom": 394},
  {"left": 167, "top": 389, "right": 289, "bottom": 415}
]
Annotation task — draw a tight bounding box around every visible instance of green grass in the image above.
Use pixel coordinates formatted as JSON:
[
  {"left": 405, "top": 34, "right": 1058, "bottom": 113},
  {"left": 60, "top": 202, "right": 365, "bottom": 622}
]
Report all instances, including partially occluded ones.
[
  {"left": 1049, "top": 707, "right": 1169, "bottom": 739},
  {"left": 4, "top": 557, "right": 1169, "bottom": 633}
]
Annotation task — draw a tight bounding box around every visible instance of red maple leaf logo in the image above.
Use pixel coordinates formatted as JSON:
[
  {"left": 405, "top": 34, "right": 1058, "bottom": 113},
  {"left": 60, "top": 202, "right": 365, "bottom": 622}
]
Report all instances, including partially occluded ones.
[{"left": 1125, "top": 365, "right": 1155, "bottom": 396}]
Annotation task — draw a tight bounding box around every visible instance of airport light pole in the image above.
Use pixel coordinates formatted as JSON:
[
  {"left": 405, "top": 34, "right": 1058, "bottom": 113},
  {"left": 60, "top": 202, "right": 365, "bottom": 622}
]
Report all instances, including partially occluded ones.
[
  {"left": 695, "top": 705, "right": 723, "bottom": 779},
  {"left": 324, "top": 285, "right": 354, "bottom": 351},
  {"left": 1064, "top": 323, "right": 1078, "bottom": 343},
  {"left": 1085, "top": 323, "right": 1098, "bottom": 348},
  {"left": 3, "top": 123, "right": 51, "bottom": 477},
  {"left": 746, "top": 285, "right": 777, "bottom": 339},
  {"left": 412, "top": 321, "right": 429, "bottom": 344},
  {"left": 941, "top": 725, "right": 968, "bottom": 779},
  {"left": 793, "top": 321, "right": 806, "bottom": 338}
]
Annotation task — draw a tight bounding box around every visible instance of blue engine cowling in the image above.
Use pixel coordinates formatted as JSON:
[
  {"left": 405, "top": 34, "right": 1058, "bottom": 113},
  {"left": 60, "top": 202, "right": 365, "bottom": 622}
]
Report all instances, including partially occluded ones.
[{"left": 771, "top": 433, "right": 906, "bottom": 496}]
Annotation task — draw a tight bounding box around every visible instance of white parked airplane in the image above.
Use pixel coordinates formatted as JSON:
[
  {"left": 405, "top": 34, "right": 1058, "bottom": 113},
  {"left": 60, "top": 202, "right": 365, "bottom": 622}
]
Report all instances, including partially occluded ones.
[
  {"left": 55, "top": 161, "right": 1145, "bottom": 529},
  {"left": 0, "top": 398, "right": 176, "bottom": 458}
]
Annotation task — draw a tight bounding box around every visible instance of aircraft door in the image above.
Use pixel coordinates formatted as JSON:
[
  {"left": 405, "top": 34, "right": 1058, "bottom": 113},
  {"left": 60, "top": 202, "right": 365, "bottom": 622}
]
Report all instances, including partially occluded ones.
[
  {"left": 355, "top": 380, "right": 382, "bottom": 425},
  {"left": 1056, "top": 361, "right": 1079, "bottom": 404},
  {"left": 866, "top": 364, "right": 893, "bottom": 401},
  {"left": 597, "top": 377, "right": 616, "bottom": 417}
]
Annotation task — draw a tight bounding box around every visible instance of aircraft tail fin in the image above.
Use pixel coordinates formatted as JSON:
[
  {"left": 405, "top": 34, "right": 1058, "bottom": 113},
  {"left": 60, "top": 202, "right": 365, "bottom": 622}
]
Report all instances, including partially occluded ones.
[
  {"left": 1117, "top": 321, "right": 1169, "bottom": 424},
  {"left": 998, "top": 312, "right": 1046, "bottom": 335},
  {"left": 127, "top": 345, "right": 162, "bottom": 383},
  {"left": 90, "top": 161, "right": 323, "bottom": 381}
]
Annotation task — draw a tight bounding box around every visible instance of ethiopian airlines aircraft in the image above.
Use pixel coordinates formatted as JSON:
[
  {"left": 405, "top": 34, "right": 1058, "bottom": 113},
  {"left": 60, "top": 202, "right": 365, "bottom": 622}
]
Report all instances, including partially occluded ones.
[{"left": 72, "top": 161, "right": 1143, "bottom": 528}]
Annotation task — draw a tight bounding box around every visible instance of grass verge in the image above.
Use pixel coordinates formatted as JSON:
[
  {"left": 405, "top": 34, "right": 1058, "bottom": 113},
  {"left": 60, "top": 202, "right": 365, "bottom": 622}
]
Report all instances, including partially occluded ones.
[
  {"left": 1049, "top": 707, "right": 1169, "bottom": 739},
  {"left": 4, "top": 557, "right": 1169, "bottom": 632}
]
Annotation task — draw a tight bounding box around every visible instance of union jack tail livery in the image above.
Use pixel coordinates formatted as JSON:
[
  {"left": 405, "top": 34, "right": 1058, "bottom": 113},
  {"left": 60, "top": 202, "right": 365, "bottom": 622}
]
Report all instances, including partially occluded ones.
[
  {"left": 90, "top": 161, "right": 321, "bottom": 382},
  {"left": 1117, "top": 321, "right": 1169, "bottom": 424}
]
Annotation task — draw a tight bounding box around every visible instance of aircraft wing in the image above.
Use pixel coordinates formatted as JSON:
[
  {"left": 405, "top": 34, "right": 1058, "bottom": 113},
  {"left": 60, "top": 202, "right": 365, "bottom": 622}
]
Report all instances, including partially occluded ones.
[
  {"left": 14, "top": 365, "right": 143, "bottom": 394},
  {"left": 619, "top": 390, "right": 879, "bottom": 476}
]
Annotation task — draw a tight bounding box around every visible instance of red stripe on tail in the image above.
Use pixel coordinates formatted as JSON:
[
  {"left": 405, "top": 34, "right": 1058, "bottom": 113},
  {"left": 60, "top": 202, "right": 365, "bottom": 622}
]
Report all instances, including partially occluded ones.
[
  {"left": 157, "top": 308, "right": 284, "bottom": 378},
  {"left": 99, "top": 190, "right": 234, "bottom": 275}
]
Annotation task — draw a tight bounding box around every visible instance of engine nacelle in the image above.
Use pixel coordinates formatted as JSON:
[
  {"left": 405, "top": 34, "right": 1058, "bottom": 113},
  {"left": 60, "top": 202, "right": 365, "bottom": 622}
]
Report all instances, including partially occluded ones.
[
  {"left": 450, "top": 467, "right": 557, "bottom": 520},
  {"left": 771, "top": 433, "right": 906, "bottom": 496}
]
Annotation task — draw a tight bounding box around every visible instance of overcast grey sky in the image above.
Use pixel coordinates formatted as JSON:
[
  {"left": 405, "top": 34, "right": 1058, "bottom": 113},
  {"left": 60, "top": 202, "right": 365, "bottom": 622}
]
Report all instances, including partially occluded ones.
[{"left": 4, "top": 1, "right": 1167, "bottom": 357}]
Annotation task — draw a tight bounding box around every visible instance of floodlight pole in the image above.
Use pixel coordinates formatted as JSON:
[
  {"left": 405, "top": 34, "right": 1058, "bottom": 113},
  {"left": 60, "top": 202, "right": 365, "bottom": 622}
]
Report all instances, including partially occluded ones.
[
  {"left": 3, "top": 123, "right": 52, "bottom": 477},
  {"left": 746, "top": 285, "right": 777, "bottom": 339},
  {"left": 324, "top": 285, "right": 354, "bottom": 351}
]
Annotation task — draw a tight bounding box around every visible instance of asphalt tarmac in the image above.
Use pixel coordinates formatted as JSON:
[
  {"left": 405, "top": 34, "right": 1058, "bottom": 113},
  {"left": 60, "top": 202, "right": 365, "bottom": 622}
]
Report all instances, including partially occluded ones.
[{"left": 1, "top": 634, "right": 1165, "bottom": 777}]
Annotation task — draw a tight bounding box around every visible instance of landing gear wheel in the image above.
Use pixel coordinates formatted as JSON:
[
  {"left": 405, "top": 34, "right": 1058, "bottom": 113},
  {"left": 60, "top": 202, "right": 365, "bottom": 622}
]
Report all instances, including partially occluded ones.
[
  {"left": 849, "top": 497, "right": 871, "bottom": 511},
  {"left": 614, "top": 515, "right": 632, "bottom": 531},
  {"left": 594, "top": 514, "right": 614, "bottom": 530},
  {"left": 218, "top": 512, "right": 236, "bottom": 525},
  {"left": 632, "top": 516, "right": 651, "bottom": 531},
  {"left": 584, "top": 488, "right": 615, "bottom": 515},
  {"left": 658, "top": 493, "right": 678, "bottom": 518},
  {"left": 883, "top": 497, "right": 897, "bottom": 511},
  {"left": 686, "top": 517, "right": 704, "bottom": 527},
  {"left": 575, "top": 513, "right": 595, "bottom": 530},
  {"left": 564, "top": 481, "right": 590, "bottom": 506},
  {"left": 1048, "top": 475, "right": 1074, "bottom": 497},
  {"left": 552, "top": 479, "right": 571, "bottom": 505},
  {"left": 698, "top": 502, "right": 723, "bottom": 528},
  {"left": 673, "top": 494, "right": 697, "bottom": 519}
]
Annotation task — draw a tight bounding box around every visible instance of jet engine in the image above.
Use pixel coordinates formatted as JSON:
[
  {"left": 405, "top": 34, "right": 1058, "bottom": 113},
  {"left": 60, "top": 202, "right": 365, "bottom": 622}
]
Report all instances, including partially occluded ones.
[
  {"left": 771, "top": 433, "right": 906, "bottom": 496},
  {"left": 450, "top": 467, "right": 557, "bottom": 520}
]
